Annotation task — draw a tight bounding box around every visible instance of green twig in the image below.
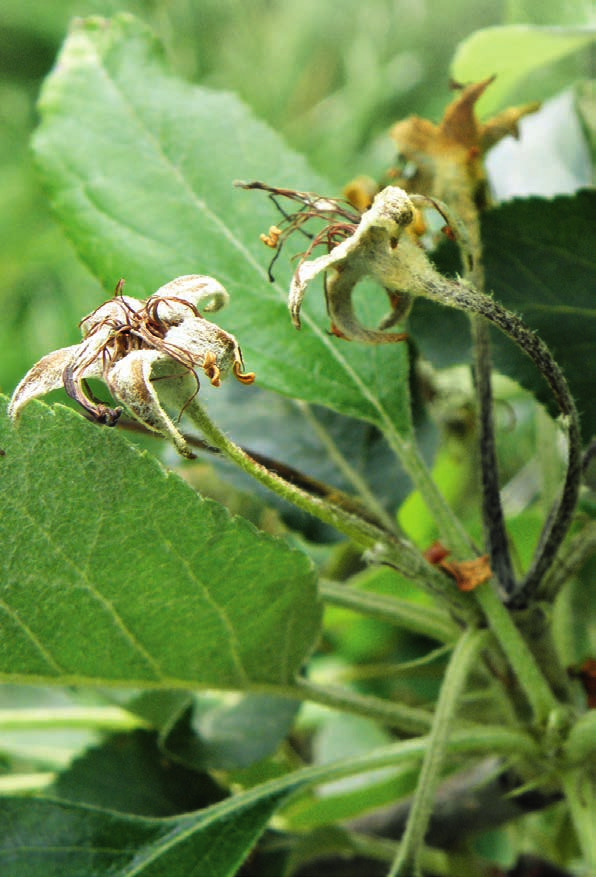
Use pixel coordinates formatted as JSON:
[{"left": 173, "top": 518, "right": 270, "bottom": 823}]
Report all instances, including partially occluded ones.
[
  {"left": 345, "top": 830, "right": 482, "bottom": 877},
  {"left": 538, "top": 519, "right": 596, "bottom": 604},
  {"left": 562, "top": 768, "right": 595, "bottom": 870},
  {"left": 185, "top": 397, "right": 479, "bottom": 621},
  {"left": 387, "top": 628, "right": 485, "bottom": 877},
  {"left": 471, "top": 314, "right": 515, "bottom": 594},
  {"left": 418, "top": 278, "right": 582, "bottom": 607},
  {"left": 319, "top": 580, "right": 459, "bottom": 643},
  {"left": 382, "top": 427, "right": 475, "bottom": 558},
  {"left": 473, "top": 583, "right": 558, "bottom": 725},
  {"left": 293, "top": 677, "right": 433, "bottom": 737},
  {"left": 422, "top": 193, "right": 515, "bottom": 595},
  {"left": 295, "top": 399, "right": 401, "bottom": 535},
  {"left": 0, "top": 706, "right": 148, "bottom": 731}
]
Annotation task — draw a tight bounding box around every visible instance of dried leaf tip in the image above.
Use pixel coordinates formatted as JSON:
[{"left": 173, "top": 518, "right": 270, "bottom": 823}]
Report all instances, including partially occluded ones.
[{"left": 8, "top": 275, "right": 254, "bottom": 458}]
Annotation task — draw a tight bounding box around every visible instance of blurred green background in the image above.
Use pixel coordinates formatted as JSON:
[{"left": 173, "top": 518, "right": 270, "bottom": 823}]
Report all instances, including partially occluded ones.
[{"left": 1, "top": 0, "right": 591, "bottom": 401}]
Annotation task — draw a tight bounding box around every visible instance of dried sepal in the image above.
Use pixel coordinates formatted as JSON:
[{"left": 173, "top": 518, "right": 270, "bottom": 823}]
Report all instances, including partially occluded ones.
[
  {"left": 8, "top": 275, "right": 254, "bottom": 458},
  {"left": 289, "top": 186, "right": 464, "bottom": 343},
  {"left": 389, "top": 76, "right": 540, "bottom": 217},
  {"left": 8, "top": 345, "right": 85, "bottom": 421},
  {"left": 440, "top": 554, "right": 492, "bottom": 592},
  {"left": 424, "top": 540, "right": 492, "bottom": 592}
]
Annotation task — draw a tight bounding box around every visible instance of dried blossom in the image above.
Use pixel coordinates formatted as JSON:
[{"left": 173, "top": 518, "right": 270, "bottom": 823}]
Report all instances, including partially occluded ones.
[
  {"left": 425, "top": 541, "right": 492, "bottom": 591},
  {"left": 289, "top": 185, "right": 471, "bottom": 343},
  {"left": 388, "top": 76, "right": 540, "bottom": 243},
  {"left": 8, "top": 275, "right": 254, "bottom": 458},
  {"left": 235, "top": 180, "right": 360, "bottom": 281}
]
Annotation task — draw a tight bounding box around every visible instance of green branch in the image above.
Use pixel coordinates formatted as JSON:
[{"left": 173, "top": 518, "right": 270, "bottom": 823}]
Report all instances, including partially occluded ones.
[
  {"left": 319, "top": 580, "right": 459, "bottom": 643},
  {"left": 387, "top": 628, "right": 485, "bottom": 877},
  {"left": 185, "top": 397, "right": 479, "bottom": 621}
]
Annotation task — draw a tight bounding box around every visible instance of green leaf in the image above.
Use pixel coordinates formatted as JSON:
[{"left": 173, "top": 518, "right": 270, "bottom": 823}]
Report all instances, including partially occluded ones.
[
  {"left": 451, "top": 25, "right": 594, "bottom": 113},
  {"left": 0, "top": 398, "right": 321, "bottom": 689},
  {"left": 32, "top": 13, "right": 411, "bottom": 436},
  {"left": 185, "top": 693, "right": 301, "bottom": 770},
  {"left": 51, "top": 729, "right": 226, "bottom": 816},
  {"left": 504, "top": 0, "right": 594, "bottom": 27},
  {"left": 0, "top": 791, "right": 286, "bottom": 877},
  {"left": 411, "top": 191, "right": 595, "bottom": 443}
]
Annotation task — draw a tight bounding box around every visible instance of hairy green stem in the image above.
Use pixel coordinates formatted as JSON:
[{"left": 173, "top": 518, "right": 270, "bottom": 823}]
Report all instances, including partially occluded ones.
[
  {"left": 186, "top": 397, "right": 395, "bottom": 546},
  {"left": 471, "top": 315, "right": 515, "bottom": 593},
  {"left": 0, "top": 706, "right": 148, "bottom": 731},
  {"left": 345, "top": 831, "right": 482, "bottom": 877},
  {"left": 538, "top": 520, "right": 596, "bottom": 604},
  {"left": 382, "top": 428, "right": 474, "bottom": 558},
  {"left": 186, "top": 397, "right": 478, "bottom": 620},
  {"left": 424, "top": 193, "right": 515, "bottom": 595},
  {"left": 319, "top": 580, "right": 459, "bottom": 643},
  {"left": 562, "top": 768, "right": 595, "bottom": 869},
  {"left": 387, "top": 628, "right": 485, "bottom": 877},
  {"left": 474, "top": 583, "right": 558, "bottom": 724},
  {"left": 420, "top": 277, "right": 582, "bottom": 606},
  {"left": 295, "top": 399, "right": 401, "bottom": 535},
  {"left": 0, "top": 773, "right": 55, "bottom": 794},
  {"left": 293, "top": 677, "right": 433, "bottom": 736}
]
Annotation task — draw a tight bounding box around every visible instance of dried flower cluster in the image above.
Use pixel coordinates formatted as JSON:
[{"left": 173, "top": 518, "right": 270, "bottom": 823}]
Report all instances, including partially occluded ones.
[{"left": 8, "top": 275, "right": 254, "bottom": 458}]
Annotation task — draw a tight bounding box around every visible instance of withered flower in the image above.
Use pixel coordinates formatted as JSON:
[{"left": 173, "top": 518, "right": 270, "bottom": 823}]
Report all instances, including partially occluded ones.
[
  {"left": 8, "top": 275, "right": 255, "bottom": 458},
  {"left": 235, "top": 180, "right": 361, "bottom": 281},
  {"left": 388, "top": 76, "right": 540, "bottom": 234},
  {"left": 289, "top": 185, "right": 469, "bottom": 343}
]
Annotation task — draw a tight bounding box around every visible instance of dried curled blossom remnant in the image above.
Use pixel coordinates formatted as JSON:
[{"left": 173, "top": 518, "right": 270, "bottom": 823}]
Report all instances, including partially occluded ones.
[
  {"left": 8, "top": 275, "right": 255, "bottom": 459},
  {"left": 388, "top": 76, "right": 540, "bottom": 237},
  {"left": 289, "top": 185, "right": 472, "bottom": 343},
  {"left": 240, "top": 179, "right": 470, "bottom": 343},
  {"left": 235, "top": 180, "right": 361, "bottom": 282}
]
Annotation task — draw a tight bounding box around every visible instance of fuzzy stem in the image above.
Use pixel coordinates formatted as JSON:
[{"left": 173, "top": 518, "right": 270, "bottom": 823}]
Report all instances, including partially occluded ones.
[
  {"left": 537, "top": 520, "right": 596, "bottom": 604},
  {"left": 319, "top": 580, "right": 459, "bottom": 643},
  {"left": 382, "top": 429, "right": 475, "bottom": 559},
  {"left": 0, "top": 706, "right": 148, "bottom": 732},
  {"left": 471, "top": 314, "right": 515, "bottom": 594},
  {"left": 473, "top": 582, "right": 558, "bottom": 724},
  {"left": 293, "top": 678, "right": 433, "bottom": 736},
  {"left": 341, "top": 831, "right": 482, "bottom": 877},
  {"left": 185, "top": 397, "right": 394, "bottom": 547},
  {"left": 420, "top": 276, "right": 582, "bottom": 606},
  {"left": 387, "top": 628, "right": 485, "bottom": 877},
  {"left": 295, "top": 399, "right": 401, "bottom": 535},
  {"left": 185, "top": 397, "right": 479, "bottom": 620},
  {"left": 422, "top": 193, "right": 515, "bottom": 594},
  {"left": 562, "top": 768, "right": 596, "bottom": 869}
]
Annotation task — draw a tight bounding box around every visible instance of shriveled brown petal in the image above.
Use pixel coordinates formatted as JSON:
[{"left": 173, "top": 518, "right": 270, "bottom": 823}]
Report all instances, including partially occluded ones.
[
  {"left": 107, "top": 351, "right": 195, "bottom": 459},
  {"left": 439, "top": 554, "right": 492, "bottom": 591},
  {"left": 151, "top": 275, "right": 229, "bottom": 317},
  {"left": 8, "top": 346, "right": 80, "bottom": 420},
  {"left": 289, "top": 187, "right": 423, "bottom": 343}
]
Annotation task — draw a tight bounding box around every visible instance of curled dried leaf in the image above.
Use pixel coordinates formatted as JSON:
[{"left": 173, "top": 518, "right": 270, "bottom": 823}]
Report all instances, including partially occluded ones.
[{"left": 440, "top": 554, "right": 492, "bottom": 592}]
